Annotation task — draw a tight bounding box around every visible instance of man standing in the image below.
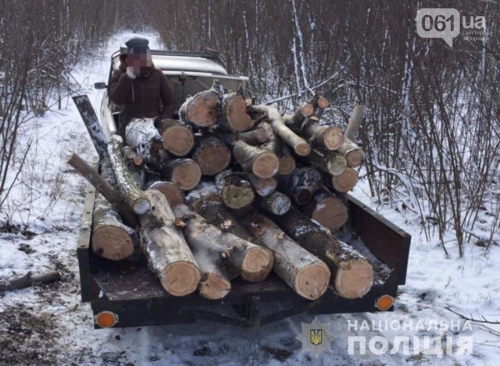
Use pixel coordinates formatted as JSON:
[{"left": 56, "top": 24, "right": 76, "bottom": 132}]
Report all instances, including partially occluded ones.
[{"left": 109, "top": 37, "right": 175, "bottom": 139}]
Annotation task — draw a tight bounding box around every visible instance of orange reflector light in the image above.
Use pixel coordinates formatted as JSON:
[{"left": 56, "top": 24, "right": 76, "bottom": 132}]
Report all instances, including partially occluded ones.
[
  {"left": 375, "top": 295, "right": 394, "bottom": 311},
  {"left": 95, "top": 311, "right": 119, "bottom": 328}
]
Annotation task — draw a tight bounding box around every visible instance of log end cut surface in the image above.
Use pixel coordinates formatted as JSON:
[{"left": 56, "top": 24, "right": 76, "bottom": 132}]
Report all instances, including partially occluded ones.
[
  {"left": 149, "top": 181, "right": 185, "bottom": 207},
  {"left": 162, "top": 261, "right": 201, "bottom": 297},
  {"left": 335, "top": 260, "right": 374, "bottom": 299},
  {"left": 332, "top": 168, "right": 359, "bottom": 192},
  {"left": 226, "top": 95, "right": 253, "bottom": 132},
  {"left": 278, "top": 156, "right": 296, "bottom": 175},
  {"left": 188, "top": 92, "right": 220, "bottom": 127},
  {"left": 252, "top": 152, "right": 279, "bottom": 179},
  {"left": 241, "top": 247, "right": 273, "bottom": 282},
  {"left": 323, "top": 126, "right": 344, "bottom": 150},
  {"left": 295, "top": 143, "right": 311, "bottom": 157},
  {"left": 172, "top": 160, "right": 202, "bottom": 191},
  {"left": 295, "top": 261, "right": 331, "bottom": 300},
  {"left": 199, "top": 272, "right": 231, "bottom": 299},
  {"left": 311, "top": 197, "right": 348, "bottom": 231},
  {"left": 345, "top": 149, "right": 365, "bottom": 168},
  {"left": 194, "top": 145, "right": 231, "bottom": 176},
  {"left": 162, "top": 125, "right": 194, "bottom": 157},
  {"left": 92, "top": 227, "right": 135, "bottom": 261}
]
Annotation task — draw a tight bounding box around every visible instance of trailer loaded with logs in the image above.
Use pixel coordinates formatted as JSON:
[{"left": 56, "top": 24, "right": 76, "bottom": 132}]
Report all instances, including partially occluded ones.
[{"left": 72, "top": 49, "right": 410, "bottom": 329}]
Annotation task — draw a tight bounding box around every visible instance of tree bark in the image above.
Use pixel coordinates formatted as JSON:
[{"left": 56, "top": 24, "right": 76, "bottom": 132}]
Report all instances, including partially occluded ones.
[
  {"left": 186, "top": 184, "right": 222, "bottom": 213},
  {"left": 250, "top": 105, "right": 311, "bottom": 156},
  {"left": 192, "top": 135, "right": 231, "bottom": 176},
  {"left": 258, "top": 191, "right": 291, "bottom": 216},
  {"left": 179, "top": 89, "right": 221, "bottom": 128},
  {"left": 233, "top": 140, "right": 279, "bottom": 179},
  {"left": 67, "top": 153, "right": 139, "bottom": 228},
  {"left": 247, "top": 174, "right": 277, "bottom": 197},
  {"left": 221, "top": 92, "right": 254, "bottom": 132},
  {"left": 299, "top": 148, "right": 347, "bottom": 176},
  {"left": 241, "top": 212, "right": 330, "bottom": 300},
  {"left": 270, "top": 206, "right": 373, "bottom": 299},
  {"left": 92, "top": 193, "right": 136, "bottom": 261},
  {"left": 278, "top": 167, "right": 323, "bottom": 206},
  {"left": 344, "top": 105, "right": 364, "bottom": 141},
  {"left": 337, "top": 138, "right": 364, "bottom": 168},
  {"left": 139, "top": 190, "right": 201, "bottom": 296},
  {"left": 155, "top": 118, "right": 194, "bottom": 157},
  {"left": 175, "top": 205, "right": 273, "bottom": 287},
  {"left": 108, "top": 135, "right": 151, "bottom": 214},
  {"left": 161, "top": 158, "right": 201, "bottom": 191},
  {"left": 125, "top": 118, "right": 169, "bottom": 166},
  {"left": 146, "top": 180, "right": 185, "bottom": 208},
  {"left": 215, "top": 170, "right": 255, "bottom": 209},
  {"left": 302, "top": 188, "right": 348, "bottom": 231}
]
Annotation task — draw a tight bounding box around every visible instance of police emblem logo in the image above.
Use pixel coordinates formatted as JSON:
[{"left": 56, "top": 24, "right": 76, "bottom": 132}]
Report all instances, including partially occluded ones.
[{"left": 296, "top": 317, "right": 335, "bottom": 358}]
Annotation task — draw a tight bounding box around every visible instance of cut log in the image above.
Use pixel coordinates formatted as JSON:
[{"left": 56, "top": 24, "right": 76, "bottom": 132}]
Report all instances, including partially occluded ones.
[
  {"left": 278, "top": 145, "right": 297, "bottom": 175},
  {"left": 247, "top": 174, "right": 277, "bottom": 197},
  {"left": 67, "top": 153, "right": 139, "bottom": 228},
  {"left": 139, "top": 190, "right": 200, "bottom": 296},
  {"left": 92, "top": 193, "right": 136, "bottom": 261},
  {"left": 162, "top": 158, "right": 201, "bottom": 191},
  {"left": 179, "top": 89, "right": 221, "bottom": 128},
  {"left": 344, "top": 105, "right": 364, "bottom": 141},
  {"left": 192, "top": 135, "right": 231, "bottom": 176},
  {"left": 0, "top": 271, "right": 61, "bottom": 292},
  {"left": 258, "top": 122, "right": 296, "bottom": 175},
  {"left": 215, "top": 170, "right": 255, "bottom": 210},
  {"left": 155, "top": 118, "right": 195, "bottom": 157},
  {"left": 108, "top": 135, "right": 151, "bottom": 214},
  {"left": 125, "top": 118, "right": 169, "bottom": 166},
  {"left": 283, "top": 101, "right": 315, "bottom": 131},
  {"left": 337, "top": 138, "right": 364, "bottom": 168},
  {"left": 302, "top": 122, "right": 344, "bottom": 151},
  {"left": 241, "top": 212, "right": 330, "bottom": 300},
  {"left": 175, "top": 205, "right": 273, "bottom": 288},
  {"left": 269, "top": 207, "right": 373, "bottom": 299},
  {"left": 186, "top": 183, "right": 222, "bottom": 213},
  {"left": 299, "top": 148, "right": 347, "bottom": 176},
  {"left": 122, "top": 146, "right": 143, "bottom": 166},
  {"left": 258, "top": 191, "right": 291, "bottom": 216},
  {"left": 233, "top": 140, "right": 279, "bottom": 179},
  {"left": 302, "top": 188, "right": 348, "bottom": 231},
  {"left": 146, "top": 181, "right": 185, "bottom": 207},
  {"left": 278, "top": 167, "right": 323, "bottom": 206},
  {"left": 221, "top": 92, "right": 254, "bottom": 132},
  {"left": 250, "top": 105, "right": 311, "bottom": 156},
  {"left": 331, "top": 167, "right": 359, "bottom": 192},
  {"left": 72, "top": 95, "right": 109, "bottom": 164}
]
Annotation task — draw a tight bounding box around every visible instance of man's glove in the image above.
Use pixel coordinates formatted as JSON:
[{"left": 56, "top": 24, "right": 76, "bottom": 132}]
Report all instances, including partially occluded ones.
[{"left": 126, "top": 66, "right": 137, "bottom": 80}]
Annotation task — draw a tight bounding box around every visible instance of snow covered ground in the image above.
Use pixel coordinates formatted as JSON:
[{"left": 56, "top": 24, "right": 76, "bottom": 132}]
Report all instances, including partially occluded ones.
[{"left": 1, "top": 32, "right": 499, "bottom": 366}]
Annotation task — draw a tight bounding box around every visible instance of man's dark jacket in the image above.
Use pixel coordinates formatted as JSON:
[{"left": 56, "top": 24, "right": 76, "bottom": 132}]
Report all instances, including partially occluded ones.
[{"left": 109, "top": 62, "right": 175, "bottom": 138}]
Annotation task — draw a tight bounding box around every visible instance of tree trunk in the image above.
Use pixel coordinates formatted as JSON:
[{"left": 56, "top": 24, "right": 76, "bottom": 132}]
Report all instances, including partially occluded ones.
[
  {"left": 247, "top": 174, "right": 277, "bottom": 197},
  {"left": 330, "top": 167, "right": 359, "bottom": 192},
  {"left": 179, "top": 89, "right": 221, "bottom": 128},
  {"left": 221, "top": 92, "right": 254, "bottom": 132},
  {"left": 125, "top": 118, "right": 168, "bottom": 166},
  {"left": 161, "top": 158, "right": 201, "bottom": 191},
  {"left": 250, "top": 105, "right": 311, "bottom": 156},
  {"left": 108, "top": 135, "right": 151, "bottom": 214},
  {"left": 92, "top": 193, "right": 136, "bottom": 261},
  {"left": 67, "top": 153, "right": 139, "bottom": 228},
  {"left": 192, "top": 135, "right": 231, "bottom": 176},
  {"left": 241, "top": 212, "right": 330, "bottom": 300},
  {"left": 258, "top": 191, "right": 291, "bottom": 216},
  {"left": 215, "top": 170, "right": 255, "bottom": 209},
  {"left": 155, "top": 118, "right": 194, "bottom": 157},
  {"left": 302, "top": 188, "right": 348, "bottom": 231},
  {"left": 146, "top": 180, "right": 185, "bottom": 208},
  {"left": 175, "top": 205, "right": 273, "bottom": 287},
  {"left": 270, "top": 206, "right": 373, "bottom": 299},
  {"left": 344, "top": 105, "right": 364, "bottom": 141},
  {"left": 337, "top": 138, "right": 364, "bottom": 168},
  {"left": 278, "top": 167, "right": 323, "bottom": 206},
  {"left": 139, "top": 190, "right": 200, "bottom": 296},
  {"left": 299, "top": 148, "right": 347, "bottom": 176},
  {"left": 233, "top": 140, "right": 279, "bottom": 179}
]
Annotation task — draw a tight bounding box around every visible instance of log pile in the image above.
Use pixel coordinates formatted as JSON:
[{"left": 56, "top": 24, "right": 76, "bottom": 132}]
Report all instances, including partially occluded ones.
[{"left": 71, "top": 89, "right": 373, "bottom": 301}]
